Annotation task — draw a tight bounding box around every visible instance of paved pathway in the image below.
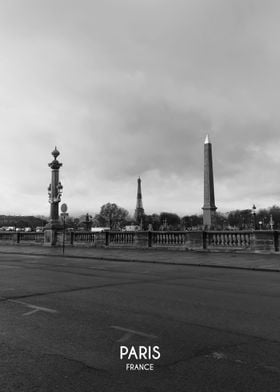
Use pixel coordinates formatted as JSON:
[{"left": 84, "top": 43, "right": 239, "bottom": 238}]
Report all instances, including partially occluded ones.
[{"left": 0, "top": 244, "right": 280, "bottom": 272}]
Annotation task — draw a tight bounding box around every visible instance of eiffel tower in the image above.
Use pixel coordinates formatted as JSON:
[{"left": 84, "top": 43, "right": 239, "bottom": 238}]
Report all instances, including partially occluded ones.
[{"left": 134, "top": 177, "right": 145, "bottom": 225}]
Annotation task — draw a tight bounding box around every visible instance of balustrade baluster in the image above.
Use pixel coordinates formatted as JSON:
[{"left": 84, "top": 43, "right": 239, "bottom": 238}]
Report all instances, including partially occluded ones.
[{"left": 237, "top": 234, "right": 241, "bottom": 247}]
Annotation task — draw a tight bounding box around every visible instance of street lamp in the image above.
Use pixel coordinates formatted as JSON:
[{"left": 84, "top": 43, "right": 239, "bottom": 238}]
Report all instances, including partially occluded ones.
[
  {"left": 252, "top": 204, "right": 257, "bottom": 230},
  {"left": 270, "top": 214, "right": 274, "bottom": 230},
  {"left": 223, "top": 220, "right": 227, "bottom": 230},
  {"left": 162, "top": 218, "right": 168, "bottom": 231},
  {"left": 85, "top": 213, "right": 93, "bottom": 231},
  {"left": 47, "top": 147, "right": 63, "bottom": 229}
]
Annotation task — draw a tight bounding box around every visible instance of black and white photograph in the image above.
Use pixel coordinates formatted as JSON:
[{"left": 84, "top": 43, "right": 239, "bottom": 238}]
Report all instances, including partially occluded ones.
[{"left": 1, "top": 1, "right": 280, "bottom": 391}]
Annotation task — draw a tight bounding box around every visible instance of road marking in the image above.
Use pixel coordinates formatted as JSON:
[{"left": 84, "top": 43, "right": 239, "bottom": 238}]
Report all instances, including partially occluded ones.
[
  {"left": 22, "top": 309, "right": 42, "bottom": 316},
  {"left": 117, "top": 332, "right": 134, "bottom": 343},
  {"left": 0, "top": 265, "right": 20, "bottom": 269},
  {"left": 8, "top": 299, "right": 58, "bottom": 316},
  {"left": 210, "top": 352, "right": 226, "bottom": 360},
  {"left": 260, "top": 365, "right": 280, "bottom": 374},
  {"left": 110, "top": 326, "right": 157, "bottom": 342}
]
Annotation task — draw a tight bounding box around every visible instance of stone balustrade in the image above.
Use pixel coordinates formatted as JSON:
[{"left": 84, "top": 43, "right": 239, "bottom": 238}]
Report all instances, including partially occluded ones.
[
  {"left": 152, "top": 231, "right": 186, "bottom": 247},
  {"left": 0, "top": 230, "right": 278, "bottom": 253},
  {"left": 0, "top": 231, "right": 44, "bottom": 244},
  {"left": 206, "top": 231, "right": 251, "bottom": 249},
  {"left": 107, "top": 231, "right": 135, "bottom": 247},
  {"left": 71, "top": 231, "right": 95, "bottom": 244},
  {"left": 19, "top": 232, "right": 44, "bottom": 243}
]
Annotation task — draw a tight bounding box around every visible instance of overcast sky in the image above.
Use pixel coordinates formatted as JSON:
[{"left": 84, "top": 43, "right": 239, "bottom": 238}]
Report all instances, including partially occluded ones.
[{"left": 1, "top": 0, "right": 280, "bottom": 217}]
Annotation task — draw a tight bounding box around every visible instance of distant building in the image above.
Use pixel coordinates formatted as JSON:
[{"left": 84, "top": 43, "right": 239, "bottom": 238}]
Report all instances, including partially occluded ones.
[
  {"left": 91, "top": 227, "right": 110, "bottom": 232},
  {"left": 125, "top": 225, "right": 140, "bottom": 231}
]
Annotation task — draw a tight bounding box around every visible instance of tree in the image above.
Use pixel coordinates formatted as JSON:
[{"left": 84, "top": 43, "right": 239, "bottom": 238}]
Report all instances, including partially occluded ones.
[
  {"left": 159, "top": 212, "right": 181, "bottom": 231},
  {"left": 181, "top": 214, "right": 203, "bottom": 230},
  {"left": 215, "top": 212, "right": 230, "bottom": 230},
  {"left": 0, "top": 215, "right": 48, "bottom": 230},
  {"left": 94, "top": 203, "right": 130, "bottom": 230},
  {"left": 268, "top": 205, "right": 280, "bottom": 229},
  {"left": 228, "top": 209, "right": 252, "bottom": 229},
  {"left": 144, "top": 214, "right": 161, "bottom": 230}
]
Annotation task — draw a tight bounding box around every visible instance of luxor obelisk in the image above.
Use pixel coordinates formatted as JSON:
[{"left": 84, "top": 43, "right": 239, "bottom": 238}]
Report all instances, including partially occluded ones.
[{"left": 202, "top": 135, "right": 217, "bottom": 229}]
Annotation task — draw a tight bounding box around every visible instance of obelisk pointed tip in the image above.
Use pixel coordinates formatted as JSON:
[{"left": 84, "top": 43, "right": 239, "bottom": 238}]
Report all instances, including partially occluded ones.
[{"left": 204, "top": 134, "right": 211, "bottom": 144}]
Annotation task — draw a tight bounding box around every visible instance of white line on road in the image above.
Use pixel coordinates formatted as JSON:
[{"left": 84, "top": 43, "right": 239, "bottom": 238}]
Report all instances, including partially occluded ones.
[
  {"left": 22, "top": 309, "right": 42, "bottom": 316},
  {"left": 8, "top": 299, "right": 58, "bottom": 316},
  {"left": 0, "top": 265, "right": 20, "bottom": 269},
  {"left": 110, "top": 326, "right": 158, "bottom": 342}
]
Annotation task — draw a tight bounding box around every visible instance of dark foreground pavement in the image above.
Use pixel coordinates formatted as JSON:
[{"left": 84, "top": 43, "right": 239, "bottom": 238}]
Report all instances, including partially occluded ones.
[{"left": 0, "top": 250, "right": 280, "bottom": 391}]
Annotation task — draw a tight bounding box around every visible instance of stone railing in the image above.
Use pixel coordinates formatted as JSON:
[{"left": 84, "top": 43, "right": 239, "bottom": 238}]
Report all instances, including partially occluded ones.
[
  {"left": 205, "top": 231, "right": 252, "bottom": 249},
  {"left": 0, "top": 229, "right": 278, "bottom": 253},
  {"left": 0, "top": 232, "right": 14, "bottom": 242},
  {"left": 0, "top": 231, "right": 44, "bottom": 244},
  {"left": 151, "top": 231, "right": 186, "bottom": 248},
  {"left": 107, "top": 231, "right": 136, "bottom": 247},
  {"left": 204, "top": 230, "right": 277, "bottom": 252},
  {"left": 68, "top": 230, "right": 278, "bottom": 252},
  {"left": 71, "top": 231, "right": 96, "bottom": 244},
  {"left": 19, "top": 232, "right": 45, "bottom": 243}
]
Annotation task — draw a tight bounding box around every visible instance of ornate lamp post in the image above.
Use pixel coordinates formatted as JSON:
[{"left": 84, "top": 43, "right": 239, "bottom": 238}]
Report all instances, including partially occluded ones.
[
  {"left": 47, "top": 147, "right": 63, "bottom": 228},
  {"left": 252, "top": 204, "right": 257, "bottom": 230},
  {"left": 270, "top": 214, "right": 274, "bottom": 230},
  {"left": 162, "top": 218, "right": 168, "bottom": 231},
  {"left": 85, "top": 213, "right": 93, "bottom": 231}
]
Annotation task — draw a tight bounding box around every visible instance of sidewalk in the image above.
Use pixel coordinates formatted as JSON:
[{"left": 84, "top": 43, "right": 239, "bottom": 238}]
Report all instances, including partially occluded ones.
[{"left": 0, "top": 244, "right": 280, "bottom": 272}]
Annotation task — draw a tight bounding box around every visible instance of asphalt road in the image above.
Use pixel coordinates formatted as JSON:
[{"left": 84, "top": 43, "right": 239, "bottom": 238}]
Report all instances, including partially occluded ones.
[{"left": 0, "top": 253, "right": 280, "bottom": 392}]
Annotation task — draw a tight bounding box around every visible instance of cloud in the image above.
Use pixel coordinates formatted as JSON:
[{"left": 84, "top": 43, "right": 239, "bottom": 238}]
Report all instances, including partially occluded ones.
[{"left": 0, "top": 0, "right": 279, "bottom": 216}]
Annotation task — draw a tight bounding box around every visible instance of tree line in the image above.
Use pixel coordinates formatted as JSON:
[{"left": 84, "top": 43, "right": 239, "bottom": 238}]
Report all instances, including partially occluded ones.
[
  {"left": 0, "top": 215, "right": 47, "bottom": 230},
  {"left": 72, "top": 203, "right": 280, "bottom": 231},
  {"left": 2, "top": 204, "right": 280, "bottom": 231}
]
